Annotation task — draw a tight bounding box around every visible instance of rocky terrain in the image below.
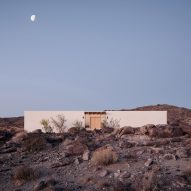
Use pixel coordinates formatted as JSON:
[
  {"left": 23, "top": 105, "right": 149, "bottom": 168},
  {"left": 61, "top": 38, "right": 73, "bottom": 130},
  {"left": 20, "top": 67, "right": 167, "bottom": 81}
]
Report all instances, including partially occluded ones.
[{"left": 0, "top": 105, "right": 191, "bottom": 191}]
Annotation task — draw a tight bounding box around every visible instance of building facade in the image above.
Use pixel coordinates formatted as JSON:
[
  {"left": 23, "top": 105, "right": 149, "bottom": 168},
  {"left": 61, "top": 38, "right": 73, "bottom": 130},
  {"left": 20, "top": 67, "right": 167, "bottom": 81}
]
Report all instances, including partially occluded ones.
[{"left": 24, "top": 111, "right": 167, "bottom": 132}]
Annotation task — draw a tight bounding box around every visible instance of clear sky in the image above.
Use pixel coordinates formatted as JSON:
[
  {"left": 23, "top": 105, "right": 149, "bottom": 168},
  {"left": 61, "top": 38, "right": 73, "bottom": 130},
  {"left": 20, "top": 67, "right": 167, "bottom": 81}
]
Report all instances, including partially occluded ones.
[{"left": 0, "top": 0, "right": 191, "bottom": 116}]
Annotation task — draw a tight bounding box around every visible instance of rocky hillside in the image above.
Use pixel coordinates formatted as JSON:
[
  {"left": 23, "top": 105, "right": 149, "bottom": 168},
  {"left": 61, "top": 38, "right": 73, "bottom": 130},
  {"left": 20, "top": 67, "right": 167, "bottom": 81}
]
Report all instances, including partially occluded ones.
[
  {"left": 0, "top": 117, "right": 24, "bottom": 128},
  {"left": 0, "top": 123, "right": 191, "bottom": 190}
]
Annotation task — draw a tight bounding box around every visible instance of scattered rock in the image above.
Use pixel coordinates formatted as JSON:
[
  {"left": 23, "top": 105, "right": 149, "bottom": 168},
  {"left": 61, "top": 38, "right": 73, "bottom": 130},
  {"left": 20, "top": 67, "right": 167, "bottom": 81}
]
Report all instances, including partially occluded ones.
[
  {"left": 82, "top": 150, "right": 90, "bottom": 161},
  {"left": 32, "top": 129, "right": 42, "bottom": 134},
  {"left": 163, "top": 154, "right": 176, "bottom": 160},
  {"left": 98, "top": 169, "right": 109, "bottom": 177},
  {"left": 176, "top": 148, "right": 188, "bottom": 158},
  {"left": 144, "top": 158, "right": 153, "bottom": 167}
]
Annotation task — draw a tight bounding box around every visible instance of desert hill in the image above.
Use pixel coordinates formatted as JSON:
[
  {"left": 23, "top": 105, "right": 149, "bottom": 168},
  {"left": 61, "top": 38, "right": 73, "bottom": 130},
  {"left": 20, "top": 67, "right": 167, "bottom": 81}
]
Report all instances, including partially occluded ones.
[
  {"left": 0, "top": 104, "right": 191, "bottom": 129},
  {"left": 0, "top": 104, "right": 191, "bottom": 190}
]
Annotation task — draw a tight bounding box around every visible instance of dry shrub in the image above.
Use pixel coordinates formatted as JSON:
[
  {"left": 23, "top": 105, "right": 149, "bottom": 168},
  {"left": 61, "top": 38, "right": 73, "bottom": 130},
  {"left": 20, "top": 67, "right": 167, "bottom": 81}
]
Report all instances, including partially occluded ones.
[
  {"left": 141, "top": 169, "right": 160, "bottom": 191},
  {"left": 14, "top": 166, "right": 40, "bottom": 182},
  {"left": 11, "top": 131, "right": 28, "bottom": 143},
  {"left": 111, "top": 180, "right": 130, "bottom": 191},
  {"left": 91, "top": 148, "right": 118, "bottom": 166},
  {"left": 24, "top": 133, "right": 47, "bottom": 152},
  {"left": 183, "top": 166, "right": 191, "bottom": 185}
]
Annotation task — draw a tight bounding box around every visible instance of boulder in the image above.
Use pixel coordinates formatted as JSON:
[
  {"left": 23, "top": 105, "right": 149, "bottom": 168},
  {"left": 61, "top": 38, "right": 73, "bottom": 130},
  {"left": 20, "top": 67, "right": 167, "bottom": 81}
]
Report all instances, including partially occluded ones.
[
  {"left": 156, "top": 125, "right": 183, "bottom": 138},
  {"left": 118, "top": 126, "right": 135, "bottom": 137},
  {"left": 180, "top": 125, "right": 191, "bottom": 135},
  {"left": 82, "top": 150, "right": 90, "bottom": 161},
  {"left": 11, "top": 131, "right": 28, "bottom": 144},
  {"left": 119, "top": 140, "right": 136, "bottom": 148},
  {"left": 98, "top": 169, "right": 109, "bottom": 177},
  {"left": 176, "top": 148, "right": 188, "bottom": 158},
  {"left": 65, "top": 141, "right": 88, "bottom": 156},
  {"left": 163, "top": 154, "right": 176, "bottom": 160},
  {"left": 32, "top": 129, "right": 42, "bottom": 134},
  {"left": 144, "top": 158, "right": 153, "bottom": 167},
  {"left": 140, "top": 124, "right": 156, "bottom": 135}
]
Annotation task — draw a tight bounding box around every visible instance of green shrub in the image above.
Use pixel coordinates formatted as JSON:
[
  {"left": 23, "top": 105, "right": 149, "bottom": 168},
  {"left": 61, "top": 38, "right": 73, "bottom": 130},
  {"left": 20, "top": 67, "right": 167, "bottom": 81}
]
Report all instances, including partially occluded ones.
[{"left": 40, "top": 119, "right": 53, "bottom": 133}]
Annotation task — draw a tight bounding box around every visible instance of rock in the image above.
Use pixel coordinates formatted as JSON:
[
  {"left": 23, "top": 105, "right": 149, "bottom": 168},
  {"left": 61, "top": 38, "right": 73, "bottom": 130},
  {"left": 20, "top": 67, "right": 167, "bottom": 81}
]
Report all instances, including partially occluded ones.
[
  {"left": 82, "top": 150, "right": 90, "bottom": 161},
  {"left": 101, "top": 127, "right": 114, "bottom": 134},
  {"left": 32, "top": 129, "right": 42, "bottom": 134},
  {"left": 176, "top": 148, "right": 188, "bottom": 158},
  {"left": 66, "top": 141, "right": 88, "bottom": 156},
  {"left": 114, "top": 172, "right": 120, "bottom": 178},
  {"left": 157, "top": 125, "right": 183, "bottom": 138},
  {"left": 136, "top": 150, "right": 144, "bottom": 156},
  {"left": 46, "top": 137, "right": 62, "bottom": 144},
  {"left": 144, "top": 158, "right": 153, "bottom": 167},
  {"left": 98, "top": 169, "right": 109, "bottom": 177},
  {"left": 11, "top": 131, "right": 28, "bottom": 144},
  {"left": 163, "top": 154, "right": 176, "bottom": 160},
  {"left": 119, "top": 140, "right": 135, "bottom": 148},
  {"left": 62, "top": 138, "right": 73, "bottom": 146},
  {"left": 51, "top": 159, "right": 72, "bottom": 168},
  {"left": 180, "top": 125, "right": 191, "bottom": 135},
  {"left": 34, "top": 180, "right": 47, "bottom": 191},
  {"left": 120, "top": 171, "right": 131, "bottom": 179},
  {"left": 74, "top": 158, "right": 81, "bottom": 165},
  {"left": 118, "top": 126, "right": 135, "bottom": 137}
]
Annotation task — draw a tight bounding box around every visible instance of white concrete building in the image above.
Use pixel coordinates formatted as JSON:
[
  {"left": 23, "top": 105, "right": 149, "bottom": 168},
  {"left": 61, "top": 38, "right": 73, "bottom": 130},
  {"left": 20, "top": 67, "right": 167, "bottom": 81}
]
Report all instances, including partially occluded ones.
[{"left": 24, "top": 110, "right": 167, "bottom": 132}]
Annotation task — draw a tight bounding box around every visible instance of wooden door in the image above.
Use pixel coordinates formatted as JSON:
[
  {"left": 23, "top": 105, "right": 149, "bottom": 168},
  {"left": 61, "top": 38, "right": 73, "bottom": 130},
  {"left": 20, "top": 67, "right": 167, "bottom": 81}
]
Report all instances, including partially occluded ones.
[{"left": 90, "top": 117, "right": 101, "bottom": 129}]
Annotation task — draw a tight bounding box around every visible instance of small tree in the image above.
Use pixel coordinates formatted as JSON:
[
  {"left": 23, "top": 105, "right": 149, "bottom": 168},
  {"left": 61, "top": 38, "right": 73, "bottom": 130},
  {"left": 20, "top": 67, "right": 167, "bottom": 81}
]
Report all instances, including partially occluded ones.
[
  {"left": 51, "top": 114, "right": 66, "bottom": 133},
  {"left": 40, "top": 119, "right": 53, "bottom": 133}
]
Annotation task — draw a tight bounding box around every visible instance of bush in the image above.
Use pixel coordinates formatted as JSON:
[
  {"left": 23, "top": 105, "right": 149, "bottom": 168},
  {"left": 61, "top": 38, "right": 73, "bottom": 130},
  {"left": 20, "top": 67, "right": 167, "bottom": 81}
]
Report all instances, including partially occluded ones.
[
  {"left": 102, "top": 118, "right": 120, "bottom": 129},
  {"left": 40, "top": 119, "right": 53, "bottom": 133},
  {"left": 51, "top": 115, "right": 66, "bottom": 133},
  {"left": 91, "top": 148, "right": 118, "bottom": 166},
  {"left": 72, "top": 120, "right": 84, "bottom": 130},
  {"left": 24, "top": 134, "right": 47, "bottom": 152},
  {"left": 14, "top": 166, "right": 39, "bottom": 182}
]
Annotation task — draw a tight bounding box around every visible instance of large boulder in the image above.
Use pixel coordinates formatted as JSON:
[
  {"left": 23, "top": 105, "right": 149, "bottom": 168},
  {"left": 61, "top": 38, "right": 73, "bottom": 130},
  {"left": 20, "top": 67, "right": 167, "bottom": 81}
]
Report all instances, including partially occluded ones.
[
  {"left": 156, "top": 125, "right": 183, "bottom": 138},
  {"left": 180, "top": 125, "right": 191, "bottom": 135},
  {"left": 119, "top": 126, "right": 135, "bottom": 135},
  {"left": 63, "top": 140, "right": 88, "bottom": 156}
]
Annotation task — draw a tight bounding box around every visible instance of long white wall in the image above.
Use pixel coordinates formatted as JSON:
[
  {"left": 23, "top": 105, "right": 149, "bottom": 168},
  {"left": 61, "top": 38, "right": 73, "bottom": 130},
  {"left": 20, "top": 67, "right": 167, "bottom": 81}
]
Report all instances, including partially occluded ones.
[
  {"left": 106, "top": 111, "right": 167, "bottom": 127},
  {"left": 24, "top": 111, "right": 85, "bottom": 132},
  {"left": 24, "top": 111, "right": 167, "bottom": 132}
]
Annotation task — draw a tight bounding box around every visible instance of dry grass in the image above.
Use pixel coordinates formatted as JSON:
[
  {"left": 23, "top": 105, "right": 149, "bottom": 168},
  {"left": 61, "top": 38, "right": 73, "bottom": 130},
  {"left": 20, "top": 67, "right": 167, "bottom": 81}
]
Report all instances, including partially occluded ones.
[
  {"left": 11, "top": 131, "right": 28, "bottom": 143},
  {"left": 91, "top": 148, "right": 118, "bottom": 166},
  {"left": 14, "top": 166, "right": 40, "bottom": 182},
  {"left": 24, "top": 133, "right": 47, "bottom": 152},
  {"left": 183, "top": 166, "right": 191, "bottom": 185}
]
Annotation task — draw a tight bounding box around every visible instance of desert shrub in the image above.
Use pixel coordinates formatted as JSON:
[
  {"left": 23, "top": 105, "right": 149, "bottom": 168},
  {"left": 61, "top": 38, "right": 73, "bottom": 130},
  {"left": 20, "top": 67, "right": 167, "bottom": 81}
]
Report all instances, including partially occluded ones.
[
  {"left": 11, "top": 131, "right": 28, "bottom": 143},
  {"left": 51, "top": 115, "right": 66, "bottom": 133},
  {"left": 102, "top": 118, "right": 120, "bottom": 129},
  {"left": 91, "top": 148, "right": 118, "bottom": 166},
  {"left": 14, "top": 166, "right": 40, "bottom": 182},
  {"left": 40, "top": 119, "right": 53, "bottom": 133},
  {"left": 72, "top": 120, "right": 84, "bottom": 130},
  {"left": 24, "top": 134, "right": 47, "bottom": 152}
]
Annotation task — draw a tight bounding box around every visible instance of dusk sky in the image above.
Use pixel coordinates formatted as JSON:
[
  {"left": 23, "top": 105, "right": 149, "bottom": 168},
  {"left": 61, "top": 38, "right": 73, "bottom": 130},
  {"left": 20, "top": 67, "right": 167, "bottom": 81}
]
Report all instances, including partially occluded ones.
[{"left": 0, "top": 0, "right": 191, "bottom": 116}]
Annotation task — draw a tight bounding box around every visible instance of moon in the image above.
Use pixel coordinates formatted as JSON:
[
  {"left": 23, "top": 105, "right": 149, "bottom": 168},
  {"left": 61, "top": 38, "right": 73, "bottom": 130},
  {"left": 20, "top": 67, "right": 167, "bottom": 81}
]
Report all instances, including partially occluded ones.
[{"left": 31, "top": 15, "right": 36, "bottom": 22}]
